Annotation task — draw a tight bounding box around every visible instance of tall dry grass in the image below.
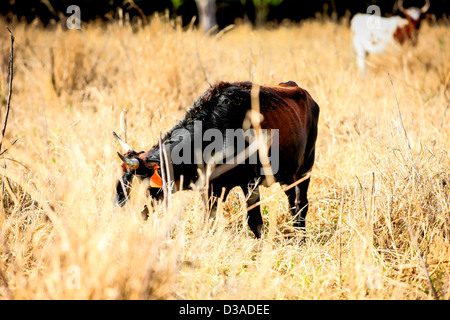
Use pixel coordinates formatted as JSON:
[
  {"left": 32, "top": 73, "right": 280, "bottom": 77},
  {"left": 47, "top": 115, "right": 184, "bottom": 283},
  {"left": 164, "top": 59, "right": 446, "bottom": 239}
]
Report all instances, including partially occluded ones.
[{"left": 0, "top": 14, "right": 449, "bottom": 299}]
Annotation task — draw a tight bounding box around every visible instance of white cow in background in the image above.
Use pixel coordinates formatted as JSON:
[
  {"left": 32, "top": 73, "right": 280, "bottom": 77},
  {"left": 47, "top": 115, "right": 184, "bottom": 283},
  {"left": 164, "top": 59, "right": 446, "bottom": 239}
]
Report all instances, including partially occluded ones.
[{"left": 351, "top": 0, "right": 430, "bottom": 73}]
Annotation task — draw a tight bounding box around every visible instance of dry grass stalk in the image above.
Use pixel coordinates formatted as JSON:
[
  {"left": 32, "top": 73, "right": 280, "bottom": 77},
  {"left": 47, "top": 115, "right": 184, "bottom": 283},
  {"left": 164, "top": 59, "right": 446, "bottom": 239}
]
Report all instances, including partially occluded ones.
[{"left": 0, "top": 28, "right": 14, "bottom": 154}]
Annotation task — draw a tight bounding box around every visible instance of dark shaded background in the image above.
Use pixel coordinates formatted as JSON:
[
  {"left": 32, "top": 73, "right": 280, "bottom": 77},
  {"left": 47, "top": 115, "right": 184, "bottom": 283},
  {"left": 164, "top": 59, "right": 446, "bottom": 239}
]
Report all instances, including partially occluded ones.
[{"left": 1, "top": 0, "right": 449, "bottom": 27}]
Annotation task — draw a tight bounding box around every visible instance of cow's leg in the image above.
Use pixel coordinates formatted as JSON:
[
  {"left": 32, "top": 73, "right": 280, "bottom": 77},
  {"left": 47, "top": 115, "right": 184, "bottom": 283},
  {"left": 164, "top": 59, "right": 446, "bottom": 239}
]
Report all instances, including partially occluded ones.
[
  {"left": 208, "top": 183, "right": 263, "bottom": 238},
  {"left": 286, "top": 175, "right": 310, "bottom": 231},
  {"left": 285, "top": 182, "right": 299, "bottom": 228},
  {"left": 296, "top": 177, "right": 310, "bottom": 231},
  {"left": 356, "top": 51, "right": 367, "bottom": 74},
  {"left": 353, "top": 36, "right": 367, "bottom": 74},
  {"left": 246, "top": 186, "right": 263, "bottom": 238}
]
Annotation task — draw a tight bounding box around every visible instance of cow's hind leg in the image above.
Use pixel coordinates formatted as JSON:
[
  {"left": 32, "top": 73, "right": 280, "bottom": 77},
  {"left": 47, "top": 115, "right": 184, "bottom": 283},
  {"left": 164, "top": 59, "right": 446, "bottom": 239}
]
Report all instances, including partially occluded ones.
[
  {"left": 353, "top": 36, "right": 367, "bottom": 74},
  {"left": 296, "top": 177, "right": 310, "bottom": 231},
  {"left": 286, "top": 183, "right": 300, "bottom": 229},
  {"left": 246, "top": 186, "right": 263, "bottom": 238},
  {"left": 287, "top": 175, "right": 310, "bottom": 231}
]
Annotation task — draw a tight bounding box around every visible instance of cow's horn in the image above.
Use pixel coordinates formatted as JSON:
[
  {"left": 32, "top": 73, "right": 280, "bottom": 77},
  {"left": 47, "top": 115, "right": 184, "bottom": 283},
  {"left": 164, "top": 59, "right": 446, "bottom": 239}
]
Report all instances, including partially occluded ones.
[
  {"left": 421, "top": 0, "right": 430, "bottom": 12},
  {"left": 398, "top": 0, "right": 406, "bottom": 13},
  {"left": 117, "top": 152, "right": 139, "bottom": 170},
  {"left": 113, "top": 131, "right": 133, "bottom": 152}
]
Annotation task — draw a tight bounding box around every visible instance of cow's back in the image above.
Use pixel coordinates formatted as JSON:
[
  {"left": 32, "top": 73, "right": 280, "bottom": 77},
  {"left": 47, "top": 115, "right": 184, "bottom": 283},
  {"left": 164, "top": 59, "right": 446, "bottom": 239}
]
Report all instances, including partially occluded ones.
[{"left": 174, "top": 81, "right": 319, "bottom": 179}]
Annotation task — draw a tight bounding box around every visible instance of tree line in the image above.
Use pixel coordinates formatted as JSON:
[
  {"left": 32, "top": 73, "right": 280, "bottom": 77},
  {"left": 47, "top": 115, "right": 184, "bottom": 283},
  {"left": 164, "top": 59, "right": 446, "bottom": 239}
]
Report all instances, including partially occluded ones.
[{"left": 1, "top": 0, "right": 449, "bottom": 29}]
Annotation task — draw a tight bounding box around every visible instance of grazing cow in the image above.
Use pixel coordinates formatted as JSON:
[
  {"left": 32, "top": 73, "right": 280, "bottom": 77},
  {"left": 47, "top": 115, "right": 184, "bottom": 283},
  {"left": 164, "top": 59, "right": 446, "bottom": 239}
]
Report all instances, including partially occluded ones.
[
  {"left": 351, "top": 0, "right": 430, "bottom": 73},
  {"left": 114, "top": 81, "right": 319, "bottom": 238}
]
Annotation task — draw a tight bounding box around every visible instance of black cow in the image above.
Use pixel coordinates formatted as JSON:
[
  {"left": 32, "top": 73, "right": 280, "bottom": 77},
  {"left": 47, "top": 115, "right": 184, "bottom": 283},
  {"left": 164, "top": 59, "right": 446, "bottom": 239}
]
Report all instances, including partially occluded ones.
[{"left": 114, "top": 81, "right": 319, "bottom": 238}]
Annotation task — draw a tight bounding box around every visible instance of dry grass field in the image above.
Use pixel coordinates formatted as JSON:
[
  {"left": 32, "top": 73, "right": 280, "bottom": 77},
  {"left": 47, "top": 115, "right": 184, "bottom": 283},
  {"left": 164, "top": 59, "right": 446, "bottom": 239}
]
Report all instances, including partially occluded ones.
[{"left": 0, "top": 13, "right": 449, "bottom": 300}]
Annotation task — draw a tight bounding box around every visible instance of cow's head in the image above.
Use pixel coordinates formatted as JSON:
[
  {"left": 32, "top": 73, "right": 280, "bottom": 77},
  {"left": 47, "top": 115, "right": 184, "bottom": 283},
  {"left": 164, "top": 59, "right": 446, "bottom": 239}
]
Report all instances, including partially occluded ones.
[
  {"left": 113, "top": 131, "right": 163, "bottom": 206},
  {"left": 398, "top": 0, "right": 430, "bottom": 31}
]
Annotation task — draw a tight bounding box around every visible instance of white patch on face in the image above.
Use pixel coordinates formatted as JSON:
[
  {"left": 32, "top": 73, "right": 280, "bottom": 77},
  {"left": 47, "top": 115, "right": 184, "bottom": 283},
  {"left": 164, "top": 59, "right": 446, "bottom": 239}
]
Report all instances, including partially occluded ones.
[{"left": 405, "top": 8, "right": 422, "bottom": 21}]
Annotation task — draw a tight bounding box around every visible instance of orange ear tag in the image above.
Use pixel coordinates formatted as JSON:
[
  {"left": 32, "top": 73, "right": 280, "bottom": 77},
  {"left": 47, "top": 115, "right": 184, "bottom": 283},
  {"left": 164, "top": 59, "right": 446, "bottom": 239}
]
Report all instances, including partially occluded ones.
[{"left": 150, "top": 165, "right": 163, "bottom": 188}]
